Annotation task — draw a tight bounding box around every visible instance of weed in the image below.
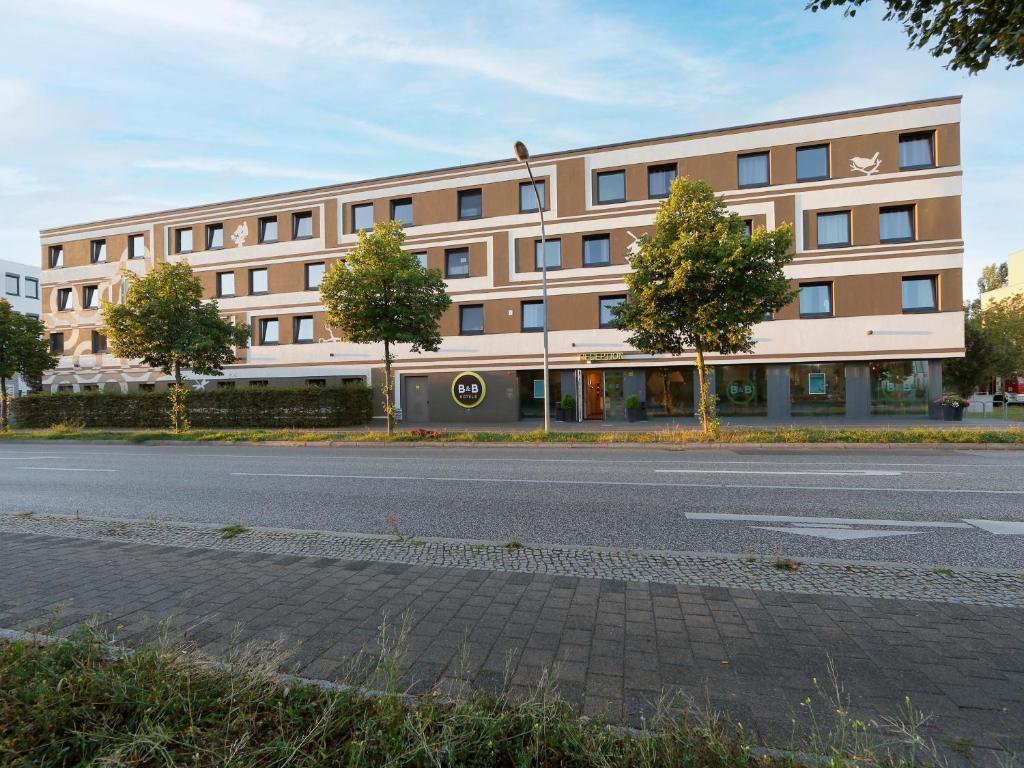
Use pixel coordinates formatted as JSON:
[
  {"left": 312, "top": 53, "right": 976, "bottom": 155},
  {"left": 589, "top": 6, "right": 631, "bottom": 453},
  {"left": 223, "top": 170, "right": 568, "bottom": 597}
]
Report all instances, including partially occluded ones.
[
  {"left": 219, "top": 524, "right": 249, "bottom": 540},
  {"left": 742, "top": 550, "right": 757, "bottom": 563},
  {"left": 13, "top": 511, "right": 33, "bottom": 519},
  {"left": 932, "top": 567, "right": 955, "bottom": 577},
  {"left": 503, "top": 539, "right": 523, "bottom": 551},
  {"left": 773, "top": 557, "right": 800, "bottom": 571},
  {"left": 386, "top": 514, "right": 402, "bottom": 538}
]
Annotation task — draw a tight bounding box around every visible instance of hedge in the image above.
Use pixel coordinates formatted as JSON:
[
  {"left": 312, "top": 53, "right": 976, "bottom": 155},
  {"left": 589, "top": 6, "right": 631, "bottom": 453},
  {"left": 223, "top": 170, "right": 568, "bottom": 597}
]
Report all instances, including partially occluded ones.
[{"left": 12, "top": 385, "right": 373, "bottom": 429}]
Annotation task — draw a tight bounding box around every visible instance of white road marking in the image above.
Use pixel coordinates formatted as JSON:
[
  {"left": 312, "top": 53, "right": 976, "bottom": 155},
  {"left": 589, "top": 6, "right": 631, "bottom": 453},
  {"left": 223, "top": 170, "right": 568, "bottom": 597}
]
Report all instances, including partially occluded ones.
[
  {"left": 655, "top": 469, "right": 904, "bottom": 476},
  {"left": 685, "top": 512, "right": 971, "bottom": 529},
  {"left": 964, "top": 519, "right": 1024, "bottom": 535},
  {"left": 15, "top": 467, "right": 118, "bottom": 472},
  {"left": 0, "top": 456, "right": 64, "bottom": 461},
  {"left": 753, "top": 526, "right": 921, "bottom": 540}
]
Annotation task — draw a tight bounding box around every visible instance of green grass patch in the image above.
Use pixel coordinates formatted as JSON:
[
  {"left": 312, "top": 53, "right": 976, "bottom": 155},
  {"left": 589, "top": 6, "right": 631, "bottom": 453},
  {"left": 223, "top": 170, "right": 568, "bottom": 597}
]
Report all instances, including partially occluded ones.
[
  {"left": 219, "top": 524, "right": 249, "bottom": 540},
  {"left": 932, "top": 568, "right": 955, "bottom": 578}
]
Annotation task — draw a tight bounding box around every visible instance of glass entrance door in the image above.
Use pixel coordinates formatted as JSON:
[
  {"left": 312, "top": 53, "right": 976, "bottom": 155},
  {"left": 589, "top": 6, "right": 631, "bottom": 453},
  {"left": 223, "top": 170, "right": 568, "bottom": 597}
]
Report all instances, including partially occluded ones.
[
  {"left": 603, "top": 370, "right": 625, "bottom": 420},
  {"left": 584, "top": 370, "right": 603, "bottom": 419}
]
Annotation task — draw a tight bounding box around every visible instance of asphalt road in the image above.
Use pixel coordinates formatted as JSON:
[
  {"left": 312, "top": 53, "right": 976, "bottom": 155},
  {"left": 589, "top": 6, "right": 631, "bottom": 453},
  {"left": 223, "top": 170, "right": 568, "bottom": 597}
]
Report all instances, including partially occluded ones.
[{"left": 2, "top": 442, "right": 1024, "bottom": 568}]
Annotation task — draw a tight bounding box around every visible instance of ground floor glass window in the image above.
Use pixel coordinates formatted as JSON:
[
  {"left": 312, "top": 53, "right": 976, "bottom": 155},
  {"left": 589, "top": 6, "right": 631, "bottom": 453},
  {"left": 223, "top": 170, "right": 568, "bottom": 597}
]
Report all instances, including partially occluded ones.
[
  {"left": 517, "top": 370, "right": 560, "bottom": 419},
  {"left": 790, "top": 363, "right": 846, "bottom": 416},
  {"left": 870, "top": 360, "right": 928, "bottom": 415},
  {"left": 645, "top": 367, "right": 694, "bottom": 417},
  {"left": 715, "top": 365, "right": 767, "bottom": 416}
]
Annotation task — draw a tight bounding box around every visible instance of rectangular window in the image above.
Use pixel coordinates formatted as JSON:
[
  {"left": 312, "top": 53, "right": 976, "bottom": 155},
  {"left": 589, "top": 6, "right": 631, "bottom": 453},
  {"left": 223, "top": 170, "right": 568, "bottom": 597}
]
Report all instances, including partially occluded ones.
[
  {"left": 519, "top": 180, "right": 546, "bottom": 212},
  {"left": 390, "top": 198, "right": 413, "bottom": 226},
  {"left": 57, "top": 287, "right": 73, "bottom": 311},
  {"left": 50, "top": 333, "right": 64, "bottom": 353},
  {"left": 82, "top": 285, "right": 99, "bottom": 309},
  {"left": 305, "top": 262, "right": 325, "bottom": 290},
  {"left": 91, "top": 330, "right": 107, "bottom": 354},
  {"left": 583, "top": 234, "right": 611, "bottom": 266},
  {"left": 258, "top": 216, "right": 278, "bottom": 243},
  {"left": 816, "top": 211, "right": 851, "bottom": 248},
  {"left": 49, "top": 245, "right": 64, "bottom": 268},
  {"left": 81, "top": 384, "right": 99, "bottom": 393},
  {"left": 596, "top": 170, "right": 626, "bottom": 204},
  {"left": 458, "top": 188, "right": 483, "bottom": 220},
  {"left": 57, "top": 383, "right": 74, "bottom": 393},
  {"left": 599, "top": 295, "right": 625, "bottom": 328},
  {"left": 446, "top": 248, "right": 470, "bottom": 278},
  {"left": 521, "top": 300, "right": 545, "bottom": 332},
  {"left": 796, "top": 144, "right": 829, "bottom": 182},
  {"left": 293, "top": 315, "right": 314, "bottom": 343},
  {"left": 129, "top": 234, "right": 145, "bottom": 259},
  {"left": 258, "top": 318, "right": 279, "bottom": 345},
  {"left": 413, "top": 252, "right": 428, "bottom": 269},
  {"left": 217, "top": 381, "right": 236, "bottom": 389},
  {"left": 306, "top": 378, "right": 327, "bottom": 388},
  {"left": 249, "top": 380, "right": 269, "bottom": 387},
  {"left": 743, "top": 219, "right": 753, "bottom": 237},
  {"left": 799, "top": 282, "right": 833, "bottom": 318},
  {"left": 293, "top": 211, "right": 313, "bottom": 239},
  {"left": 534, "top": 238, "right": 561, "bottom": 270},
  {"left": 138, "top": 383, "right": 155, "bottom": 392},
  {"left": 206, "top": 223, "right": 224, "bottom": 249},
  {"left": 459, "top": 304, "right": 484, "bottom": 335},
  {"left": 91, "top": 239, "right": 107, "bottom": 263},
  {"left": 216, "top": 272, "right": 236, "bottom": 297},
  {"left": 24, "top": 277, "right": 38, "bottom": 299},
  {"left": 351, "top": 203, "right": 374, "bottom": 232},
  {"left": 647, "top": 164, "right": 677, "bottom": 198},
  {"left": 902, "top": 276, "right": 937, "bottom": 313},
  {"left": 249, "top": 268, "right": 268, "bottom": 295},
  {"left": 899, "top": 132, "right": 934, "bottom": 170},
  {"left": 737, "top": 152, "right": 770, "bottom": 188},
  {"left": 175, "top": 227, "right": 193, "bottom": 253},
  {"left": 4, "top": 273, "right": 17, "bottom": 296},
  {"left": 879, "top": 205, "right": 915, "bottom": 243}
]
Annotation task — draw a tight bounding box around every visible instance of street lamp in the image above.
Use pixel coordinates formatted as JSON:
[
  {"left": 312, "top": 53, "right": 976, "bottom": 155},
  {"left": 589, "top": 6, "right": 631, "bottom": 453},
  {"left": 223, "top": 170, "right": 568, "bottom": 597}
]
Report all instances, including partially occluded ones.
[{"left": 514, "top": 140, "right": 551, "bottom": 434}]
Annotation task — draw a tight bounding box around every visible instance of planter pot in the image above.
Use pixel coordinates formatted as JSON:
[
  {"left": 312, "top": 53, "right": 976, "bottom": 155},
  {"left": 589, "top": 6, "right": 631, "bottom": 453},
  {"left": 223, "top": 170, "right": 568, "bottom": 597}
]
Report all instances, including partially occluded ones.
[
  {"left": 626, "top": 405, "right": 647, "bottom": 422},
  {"left": 557, "top": 407, "right": 577, "bottom": 423},
  {"left": 942, "top": 404, "right": 964, "bottom": 422}
]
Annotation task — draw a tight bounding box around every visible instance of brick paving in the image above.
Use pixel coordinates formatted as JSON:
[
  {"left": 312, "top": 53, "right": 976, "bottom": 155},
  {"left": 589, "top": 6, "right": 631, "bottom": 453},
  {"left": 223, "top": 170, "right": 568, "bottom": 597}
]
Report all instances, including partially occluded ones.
[{"left": 1, "top": 531, "right": 1022, "bottom": 764}]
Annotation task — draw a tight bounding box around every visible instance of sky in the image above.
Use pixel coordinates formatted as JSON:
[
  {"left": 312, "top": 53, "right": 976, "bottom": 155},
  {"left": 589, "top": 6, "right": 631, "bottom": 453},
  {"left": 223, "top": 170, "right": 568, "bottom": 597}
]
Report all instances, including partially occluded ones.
[{"left": 1, "top": 0, "right": 1020, "bottom": 295}]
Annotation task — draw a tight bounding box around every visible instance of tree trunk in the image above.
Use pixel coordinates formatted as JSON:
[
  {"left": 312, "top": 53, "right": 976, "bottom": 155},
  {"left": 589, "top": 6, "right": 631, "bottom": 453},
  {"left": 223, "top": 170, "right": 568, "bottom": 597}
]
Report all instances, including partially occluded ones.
[
  {"left": 382, "top": 340, "right": 394, "bottom": 438},
  {"left": 169, "top": 361, "right": 190, "bottom": 433},
  {"left": 694, "top": 346, "right": 718, "bottom": 438},
  {"left": 660, "top": 369, "right": 673, "bottom": 417},
  {"left": 0, "top": 375, "right": 8, "bottom": 431}
]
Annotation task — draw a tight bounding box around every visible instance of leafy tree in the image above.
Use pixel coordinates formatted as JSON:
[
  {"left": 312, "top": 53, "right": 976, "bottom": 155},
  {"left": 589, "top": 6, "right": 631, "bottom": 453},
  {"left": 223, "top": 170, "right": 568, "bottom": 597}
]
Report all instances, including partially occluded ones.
[
  {"left": 101, "top": 262, "right": 250, "bottom": 431},
  {"left": 980, "top": 293, "right": 1024, "bottom": 374},
  {"left": 613, "top": 177, "right": 795, "bottom": 435},
  {"left": 319, "top": 220, "right": 451, "bottom": 436},
  {"left": 977, "top": 261, "right": 1008, "bottom": 293},
  {"left": 806, "top": 0, "right": 1024, "bottom": 73},
  {"left": 944, "top": 309, "right": 994, "bottom": 396},
  {"left": 0, "top": 299, "right": 57, "bottom": 430}
]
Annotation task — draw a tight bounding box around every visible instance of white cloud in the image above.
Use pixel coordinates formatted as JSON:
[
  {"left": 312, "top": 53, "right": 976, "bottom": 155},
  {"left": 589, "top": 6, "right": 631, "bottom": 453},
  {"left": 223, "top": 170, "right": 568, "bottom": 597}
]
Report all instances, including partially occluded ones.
[{"left": 135, "top": 157, "right": 352, "bottom": 183}]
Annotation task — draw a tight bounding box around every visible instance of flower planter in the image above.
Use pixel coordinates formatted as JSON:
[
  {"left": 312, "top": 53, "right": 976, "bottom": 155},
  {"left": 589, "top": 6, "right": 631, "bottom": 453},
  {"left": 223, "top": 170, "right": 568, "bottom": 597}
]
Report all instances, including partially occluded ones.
[
  {"left": 942, "top": 404, "right": 964, "bottom": 422},
  {"left": 626, "top": 405, "right": 647, "bottom": 422},
  {"left": 557, "top": 407, "right": 577, "bottom": 423}
]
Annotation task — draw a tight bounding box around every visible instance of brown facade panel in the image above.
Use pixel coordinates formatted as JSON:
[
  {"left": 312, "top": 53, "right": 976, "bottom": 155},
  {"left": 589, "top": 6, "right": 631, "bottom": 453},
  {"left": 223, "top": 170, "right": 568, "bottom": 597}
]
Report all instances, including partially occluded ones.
[{"left": 802, "top": 195, "right": 960, "bottom": 250}]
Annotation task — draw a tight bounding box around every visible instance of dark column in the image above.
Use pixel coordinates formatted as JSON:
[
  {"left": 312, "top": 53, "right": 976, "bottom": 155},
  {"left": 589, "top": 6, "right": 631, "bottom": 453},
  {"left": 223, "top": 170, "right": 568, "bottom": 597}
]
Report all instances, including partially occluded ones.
[
  {"left": 766, "top": 365, "right": 791, "bottom": 420},
  {"left": 845, "top": 363, "right": 871, "bottom": 419}
]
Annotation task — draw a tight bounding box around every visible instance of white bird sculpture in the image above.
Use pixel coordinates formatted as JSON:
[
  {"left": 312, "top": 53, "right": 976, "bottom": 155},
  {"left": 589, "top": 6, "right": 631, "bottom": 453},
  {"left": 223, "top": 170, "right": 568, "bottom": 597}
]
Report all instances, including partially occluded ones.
[{"left": 849, "top": 152, "right": 881, "bottom": 175}]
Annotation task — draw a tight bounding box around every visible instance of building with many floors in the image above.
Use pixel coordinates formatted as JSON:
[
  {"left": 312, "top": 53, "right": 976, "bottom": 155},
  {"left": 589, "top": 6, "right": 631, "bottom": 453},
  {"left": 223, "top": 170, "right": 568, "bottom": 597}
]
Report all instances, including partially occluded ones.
[
  {"left": 38, "top": 96, "right": 964, "bottom": 421},
  {"left": 2, "top": 257, "right": 42, "bottom": 397}
]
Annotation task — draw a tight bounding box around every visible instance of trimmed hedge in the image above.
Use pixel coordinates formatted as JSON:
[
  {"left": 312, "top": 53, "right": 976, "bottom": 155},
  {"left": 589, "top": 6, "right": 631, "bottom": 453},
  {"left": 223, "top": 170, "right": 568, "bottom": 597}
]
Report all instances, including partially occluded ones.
[{"left": 12, "top": 385, "right": 373, "bottom": 429}]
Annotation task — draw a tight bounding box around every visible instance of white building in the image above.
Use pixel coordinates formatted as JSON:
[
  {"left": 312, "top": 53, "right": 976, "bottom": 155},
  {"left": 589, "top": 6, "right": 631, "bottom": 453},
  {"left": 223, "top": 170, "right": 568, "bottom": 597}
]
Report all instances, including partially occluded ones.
[{"left": 2, "top": 257, "right": 42, "bottom": 396}]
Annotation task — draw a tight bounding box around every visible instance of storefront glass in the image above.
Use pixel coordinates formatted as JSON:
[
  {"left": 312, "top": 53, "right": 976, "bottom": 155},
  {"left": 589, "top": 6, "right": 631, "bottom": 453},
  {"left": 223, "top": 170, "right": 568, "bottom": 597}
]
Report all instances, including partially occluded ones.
[
  {"left": 516, "top": 370, "right": 560, "bottom": 419},
  {"left": 716, "top": 364, "right": 767, "bottom": 416},
  {"left": 790, "top": 363, "right": 846, "bottom": 416},
  {"left": 603, "top": 370, "right": 625, "bottom": 420},
  {"left": 870, "top": 360, "right": 928, "bottom": 415},
  {"left": 645, "top": 367, "right": 695, "bottom": 417}
]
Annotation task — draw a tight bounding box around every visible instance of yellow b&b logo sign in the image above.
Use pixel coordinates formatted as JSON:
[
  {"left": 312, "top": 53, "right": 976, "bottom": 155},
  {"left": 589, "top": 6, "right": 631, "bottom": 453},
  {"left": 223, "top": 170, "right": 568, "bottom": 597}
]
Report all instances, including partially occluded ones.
[{"left": 451, "top": 372, "right": 486, "bottom": 408}]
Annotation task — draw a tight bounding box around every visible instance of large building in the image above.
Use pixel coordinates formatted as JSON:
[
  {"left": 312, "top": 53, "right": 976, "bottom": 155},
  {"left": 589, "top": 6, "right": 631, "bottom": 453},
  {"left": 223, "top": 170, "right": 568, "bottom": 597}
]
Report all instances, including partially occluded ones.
[
  {"left": 38, "top": 96, "right": 964, "bottom": 421},
  {"left": 980, "top": 249, "right": 1024, "bottom": 308},
  {"left": 2, "top": 257, "right": 42, "bottom": 397}
]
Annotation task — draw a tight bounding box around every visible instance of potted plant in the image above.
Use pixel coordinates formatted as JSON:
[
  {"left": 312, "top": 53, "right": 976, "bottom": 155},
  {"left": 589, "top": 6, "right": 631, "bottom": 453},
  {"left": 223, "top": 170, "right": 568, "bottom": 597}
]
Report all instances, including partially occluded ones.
[
  {"left": 625, "top": 394, "right": 647, "bottom": 422},
  {"left": 935, "top": 393, "right": 970, "bottom": 422},
  {"left": 558, "top": 394, "right": 577, "bottom": 422}
]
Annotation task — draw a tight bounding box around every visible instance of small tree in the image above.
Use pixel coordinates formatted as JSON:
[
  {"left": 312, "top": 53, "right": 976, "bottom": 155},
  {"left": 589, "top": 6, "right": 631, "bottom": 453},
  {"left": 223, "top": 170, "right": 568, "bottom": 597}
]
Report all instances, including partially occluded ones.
[
  {"left": 977, "top": 261, "right": 1009, "bottom": 293},
  {"left": 614, "top": 177, "right": 795, "bottom": 436},
  {"left": 0, "top": 299, "right": 57, "bottom": 430},
  {"left": 319, "top": 220, "right": 451, "bottom": 436},
  {"left": 944, "top": 310, "right": 994, "bottom": 396},
  {"left": 101, "top": 262, "right": 249, "bottom": 432}
]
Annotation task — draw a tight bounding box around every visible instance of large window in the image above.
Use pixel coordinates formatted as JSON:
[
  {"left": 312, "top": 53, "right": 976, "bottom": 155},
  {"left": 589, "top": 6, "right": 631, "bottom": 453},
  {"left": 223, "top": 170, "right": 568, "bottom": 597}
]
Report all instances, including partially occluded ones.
[
  {"left": 583, "top": 234, "right": 611, "bottom": 267},
  {"left": 459, "top": 304, "right": 484, "bottom": 335},
  {"left": 4, "top": 273, "right": 17, "bottom": 296},
  {"left": 596, "top": 170, "right": 625, "bottom": 204},
  {"left": 446, "top": 248, "right": 470, "bottom": 278},
  {"left": 871, "top": 360, "right": 929, "bottom": 416},
  {"left": 258, "top": 318, "right": 279, "bottom": 345},
  {"left": 816, "top": 211, "right": 851, "bottom": 248},
  {"left": 519, "top": 180, "right": 545, "bottom": 212},
  {"left": 413, "top": 252, "right": 428, "bottom": 269},
  {"left": 647, "top": 164, "right": 677, "bottom": 198},
  {"left": 521, "top": 300, "right": 545, "bottom": 332},
  {"left": 175, "top": 227, "right": 193, "bottom": 253},
  {"left": 91, "top": 239, "right": 107, "bottom": 263},
  {"left": 879, "top": 206, "right": 915, "bottom": 243},
  {"left": 249, "top": 268, "right": 268, "bottom": 295},
  {"left": 91, "top": 331, "right": 107, "bottom": 354},
  {"left": 50, "top": 333, "right": 64, "bottom": 354},
  {"left": 217, "top": 272, "right": 235, "bottom": 297},
  {"left": 294, "top": 316, "right": 314, "bottom": 343},
  {"left": 293, "top": 211, "right": 313, "bottom": 239},
  {"left": 305, "top": 262, "right": 325, "bottom": 290},
  {"left": 57, "top": 287, "right": 73, "bottom": 311},
  {"left": 902, "top": 276, "right": 937, "bottom": 313},
  {"left": 899, "top": 132, "right": 934, "bottom": 170},
  {"left": 206, "top": 223, "right": 224, "bottom": 249},
  {"left": 258, "top": 216, "right": 278, "bottom": 243},
  {"left": 534, "top": 239, "right": 561, "bottom": 270},
  {"left": 737, "top": 152, "right": 769, "bottom": 188},
  {"left": 791, "top": 363, "right": 846, "bottom": 416},
  {"left": 716, "top": 364, "right": 767, "bottom": 417},
  {"left": 799, "top": 282, "right": 833, "bottom": 318},
  {"left": 390, "top": 198, "right": 413, "bottom": 226},
  {"left": 796, "top": 144, "right": 829, "bottom": 182},
  {"left": 599, "top": 295, "right": 625, "bottom": 328},
  {"left": 49, "top": 245, "right": 63, "bottom": 268},
  {"left": 351, "top": 203, "right": 373, "bottom": 232},
  {"left": 82, "top": 285, "right": 99, "bottom": 309},
  {"left": 458, "top": 188, "right": 483, "bottom": 220},
  {"left": 128, "top": 234, "right": 145, "bottom": 259},
  {"left": 24, "top": 277, "right": 38, "bottom": 299}
]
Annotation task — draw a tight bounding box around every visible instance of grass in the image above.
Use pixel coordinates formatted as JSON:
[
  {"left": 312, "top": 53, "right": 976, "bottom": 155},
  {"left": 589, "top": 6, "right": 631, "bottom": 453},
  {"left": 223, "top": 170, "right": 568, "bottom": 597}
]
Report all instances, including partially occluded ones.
[
  {"left": 219, "top": 524, "right": 249, "bottom": 540},
  {"left": 932, "top": 568, "right": 955, "bottom": 578},
  {"left": 503, "top": 539, "right": 523, "bottom": 551},
  {"left": 773, "top": 557, "right": 801, "bottom": 571},
  {"left": 0, "top": 627, "right": 943, "bottom": 767}
]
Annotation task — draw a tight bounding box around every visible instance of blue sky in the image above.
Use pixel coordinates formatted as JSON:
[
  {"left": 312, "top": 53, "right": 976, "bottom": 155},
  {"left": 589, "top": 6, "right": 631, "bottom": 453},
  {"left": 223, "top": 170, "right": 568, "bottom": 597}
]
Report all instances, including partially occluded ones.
[{"left": 1, "top": 0, "right": 1020, "bottom": 294}]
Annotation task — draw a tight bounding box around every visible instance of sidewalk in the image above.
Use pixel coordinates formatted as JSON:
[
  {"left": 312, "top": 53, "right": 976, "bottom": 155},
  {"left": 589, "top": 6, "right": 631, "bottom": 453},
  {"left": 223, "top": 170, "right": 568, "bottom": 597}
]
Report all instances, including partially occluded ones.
[{"left": 1, "top": 529, "right": 1021, "bottom": 764}]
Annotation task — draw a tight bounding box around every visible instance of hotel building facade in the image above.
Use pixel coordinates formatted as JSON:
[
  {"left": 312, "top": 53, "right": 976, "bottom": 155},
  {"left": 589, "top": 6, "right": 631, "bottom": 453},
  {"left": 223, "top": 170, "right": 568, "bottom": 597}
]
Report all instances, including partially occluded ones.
[{"left": 38, "top": 96, "right": 964, "bottom": 422}]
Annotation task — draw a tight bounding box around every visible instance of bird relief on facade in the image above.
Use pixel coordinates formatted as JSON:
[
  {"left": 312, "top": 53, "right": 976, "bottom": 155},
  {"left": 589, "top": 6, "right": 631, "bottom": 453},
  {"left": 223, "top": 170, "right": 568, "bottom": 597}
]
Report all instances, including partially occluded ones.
[
  {"left": 230, "top": 221, "right": 249, "bottom": 247},
  {"left": 625, "top": 231, "right": 642, "bottom": 262},
  {"left": 849, "top": 152, "right": 881, "bottom": 176},
  {"left": 189, "top": 377, "right": 209, "bottom": 390}
]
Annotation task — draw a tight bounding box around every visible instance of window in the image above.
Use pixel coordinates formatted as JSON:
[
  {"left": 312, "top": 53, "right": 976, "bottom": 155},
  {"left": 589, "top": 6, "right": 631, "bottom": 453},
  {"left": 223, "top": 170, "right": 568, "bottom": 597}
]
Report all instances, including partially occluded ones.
[
  {"left": 258, "top": 318, "right": 279, "bottom": 345},
  {"left": 4, "top": 273, "right": 17, "bottom": 296},
  {"left": 599, "top": 295, "right": 625, "bottom": 328},
  {"left": 305, "top": 262, "right": 325, "bottom": 290},
  {"left": 816, "top": 211, "right": 851, "bottom": 248},
  {"left": 258, "top": 216, "right": 278, "bottom": 243},
  {"left": 57, "top": 287, "right": 73, "bottom": 311},
  {"left": 50, "top": 333, "right": 64, "bottom": 353},
  {"left": 596, "top": 170, "right": 625, "bottom": 204},
  {"left": 647, "top": 164, "right": 677, "bottom": 198},
  {"left": 351, "top": 203, "right": 374, "bottom": 232},
  {"left": 175, "top": 227, "right": 193, "bottom": 253},
  {"left": 737, "top": 152, "right": 770, "bottom": 188},
  {"left": 581, "top": 234, "right": 610, "bottom": 267},
  {"left": 446, "top": 248, "right": 470, "bottom": 278},
  {"left": 519, "top": 180, "right": 546, "bottom": 212},
  {"left": 458, "top": 188, "right": 483, "bottom": 220},
  {"left": 216, "top": 272, "right": 236, "bottom": 297},
  {"left": 249, "top": 380, "right": 269, "bottom": 387},
  {"left": 521, "top": 300, "right": 545, "bottom": 332},
  {"left": 306, "top": 379, "right": 327, "bottom": 388},
  {"left": 390, "top": 198, "right": 413, "bottom": 226},
  {"left": 799, "top": 282, "right": 833, "bottom": 318},
  {"left": 293, "top": 211, "right": 313, "bottom": 239},
  {"left": 249, "top": 268, "right": 268, "bottom": 295},
  {"left": 206, "top": 223, "right": 224, "bottom": 250},
  {"left": 83, "top": 285, "right": 99, "bottom": 309},
  {"left": 902, "top": 276, "right": 937, "bottom": 313},
  {"left": 91, "top": 330, "right": 107, "bottom": 354},
  {"left": 81, "top": 384, "right": 99, "bottom": 392},
  {"left": 534, "top": 239, "right": 561, "bottom": 270},
  {"left": 899, "top": 132, "right": 934, "bottom": 170},
  {"left": 129, "top": 234, "right": 145, "bottom": 259},
  {"left": 413, "top": 252, "right": 428, "bottom": 269},
  {"left": 24, "top": 277, "right": 38, "bottom": 299},
  {"left": 880, "top": 206, "right": 915, "bottom": 243},
  {"left": 49, "top": 245, "right": 63, "bottom": 268},
  {"left": 91, "top": 239, "right": 107, "bottom": 263},
  {"left": 139, "top": 383, "right": 155, "bottom": 392},
  {"left": 796, "top": 144, "right": 829, "bottom": 182},
  {"left": 293, "top": 315, "right": 314, "bottom": 343},
  {"left": 216, "top": 381, "right": 236, "bottom": 389},
  {"left": 743, "top": 219, "right": 753, "bottom": 237},
  {"left": 460, "top": 305, "right": 484, "bottom": 335}
]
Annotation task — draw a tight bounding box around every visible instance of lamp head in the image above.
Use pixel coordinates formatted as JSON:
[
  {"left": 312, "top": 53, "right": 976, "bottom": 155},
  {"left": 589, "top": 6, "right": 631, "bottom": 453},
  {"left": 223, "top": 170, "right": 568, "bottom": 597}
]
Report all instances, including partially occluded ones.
[{"left": 513, "top": 141, "right": 529, "bottom": 161}]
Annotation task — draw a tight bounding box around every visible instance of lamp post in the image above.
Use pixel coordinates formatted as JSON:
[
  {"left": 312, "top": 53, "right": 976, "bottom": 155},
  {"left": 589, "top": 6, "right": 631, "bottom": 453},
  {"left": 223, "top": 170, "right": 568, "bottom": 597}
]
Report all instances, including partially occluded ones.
[{"left": 514, "top": 140, "right": 550, "bottom": 434}]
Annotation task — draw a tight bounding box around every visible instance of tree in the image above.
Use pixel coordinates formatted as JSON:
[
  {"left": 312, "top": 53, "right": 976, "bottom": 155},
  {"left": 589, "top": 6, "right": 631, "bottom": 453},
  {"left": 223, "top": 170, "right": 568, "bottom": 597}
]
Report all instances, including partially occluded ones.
[
  {"left": 945, "top": 295, "right": 1024, "bottom": 396},
  {"left": 806, "top": 0, "right": 1024, "bottom": 73},
  {"left": 319, "top": 220, "right": 451, "bottom": 436},
  {"left": 613, "top": 177, "right": 795, "bottom": 436},
  {"left": 101, "top": 261, "right": 250, "bottom": 431},
  {"left": 0, "top": 299, "right": 57, "bottom": 430},
  {"left": 944, "top": 309, "right": 994, "bottom": 396},
  {"left": 977, "top": 261, "right": 1009, "bottom": 293}
]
